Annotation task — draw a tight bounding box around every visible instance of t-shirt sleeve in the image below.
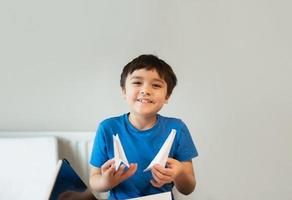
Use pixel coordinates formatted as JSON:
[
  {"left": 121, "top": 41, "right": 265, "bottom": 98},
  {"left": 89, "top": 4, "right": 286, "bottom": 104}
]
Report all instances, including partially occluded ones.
[
  {"left": 175, "top": 120, "right": 198, "bottom": 161},
  {"left": 90, "top": 124, "right": 109, "bottom": 167}
]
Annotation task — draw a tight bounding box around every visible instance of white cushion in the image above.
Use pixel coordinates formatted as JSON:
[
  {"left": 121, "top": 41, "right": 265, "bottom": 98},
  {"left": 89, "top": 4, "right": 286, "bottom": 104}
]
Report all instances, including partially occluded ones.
[{"left": 0, "top": 137, "right": 58, "bottom": 200}]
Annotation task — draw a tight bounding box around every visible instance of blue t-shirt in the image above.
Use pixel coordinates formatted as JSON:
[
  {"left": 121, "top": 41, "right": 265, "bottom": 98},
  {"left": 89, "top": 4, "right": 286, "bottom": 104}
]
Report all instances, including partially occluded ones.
[{"left": 90, "top": 113, "right": 198, "bottom": 199}]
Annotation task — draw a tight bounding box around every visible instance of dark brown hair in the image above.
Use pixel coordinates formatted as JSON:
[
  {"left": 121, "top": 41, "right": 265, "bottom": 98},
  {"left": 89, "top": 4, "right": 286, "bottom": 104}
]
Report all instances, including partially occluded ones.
[{"left": 120, "top": 54, "right": 177, "bottom": 97}]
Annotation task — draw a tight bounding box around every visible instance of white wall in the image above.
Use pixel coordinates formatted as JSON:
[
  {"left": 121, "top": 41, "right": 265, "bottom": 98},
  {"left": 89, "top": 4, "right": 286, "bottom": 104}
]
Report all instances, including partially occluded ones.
[{"left": 0, "top": 0, "right": 291, "bottom": 199}]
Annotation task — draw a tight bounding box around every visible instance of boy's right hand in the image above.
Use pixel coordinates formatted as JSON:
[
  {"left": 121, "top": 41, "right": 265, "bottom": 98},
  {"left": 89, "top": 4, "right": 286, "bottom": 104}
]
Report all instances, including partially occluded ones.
[{"left": 100, "top": 159, "right": 137, "bottom": 190}]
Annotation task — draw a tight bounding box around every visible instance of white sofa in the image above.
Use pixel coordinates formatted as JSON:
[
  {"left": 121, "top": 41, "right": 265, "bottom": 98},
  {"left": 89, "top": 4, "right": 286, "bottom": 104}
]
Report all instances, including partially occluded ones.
[
  {"left": 0, "top": 136, "right": 58, "bottom": 200},
  {"left": 0, "top": 132, "right": 96, "bottom": 200}
]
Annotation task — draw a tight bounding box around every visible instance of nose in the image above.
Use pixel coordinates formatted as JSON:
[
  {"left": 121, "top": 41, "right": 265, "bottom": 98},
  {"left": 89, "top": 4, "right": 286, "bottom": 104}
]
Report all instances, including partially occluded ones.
[
  {"left": 141, "top": 91, "right": 150, "bottom": 96},
  {"left": 140, "top": 85, "right": 151, "bottom": 96}
]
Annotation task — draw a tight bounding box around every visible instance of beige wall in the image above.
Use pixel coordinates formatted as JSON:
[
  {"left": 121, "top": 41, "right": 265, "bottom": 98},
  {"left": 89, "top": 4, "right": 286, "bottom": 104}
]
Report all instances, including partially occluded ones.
[{"left": 0, "top": 1, "right": 291, "bottom": 199}]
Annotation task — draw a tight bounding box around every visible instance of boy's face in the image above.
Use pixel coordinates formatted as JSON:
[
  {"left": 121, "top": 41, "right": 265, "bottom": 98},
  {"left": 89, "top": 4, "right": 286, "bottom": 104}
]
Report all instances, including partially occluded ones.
[{"left": 122, "top": 68, "right": 169, "bottom": 118}]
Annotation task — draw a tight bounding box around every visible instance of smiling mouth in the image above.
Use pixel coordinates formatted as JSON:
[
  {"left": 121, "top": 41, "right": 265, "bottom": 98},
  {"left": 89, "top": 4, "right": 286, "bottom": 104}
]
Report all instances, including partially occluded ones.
[{"left": 137, "top": 99, "right": 154, "bottom": 104}]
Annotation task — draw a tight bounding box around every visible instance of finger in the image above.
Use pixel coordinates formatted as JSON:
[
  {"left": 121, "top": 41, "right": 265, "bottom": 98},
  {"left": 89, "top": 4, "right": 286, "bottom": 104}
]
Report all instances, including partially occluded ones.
[
  {"left": 115, "top": 164, "right": 126, "bottom": 177},
  {"left": 150, "top": 179, "right": 163, "bottom": 188},
  {"left": 120, "top": 163, "right": 137, "bottom": 181},
  {"left": 152, "top": 170, "right": 172, "bottom": 184},
  {"left": 166, "top": 158, "right": 178, "bottom": 166},
  {"left": 103, "top": 164, "right": 115, "bottom": 177},
  {"left": 152, "top": 164, "right": 166, "bottom": 173},
  {"left": 125, "top": 163, "right": 138, "bottom": 176},
  {"left": 153, "top": 164, "right": 172, "bottom": 176},
  {"left": 151, "top": 167, "right": 165, "bottom": 180},
  {"left": 152, "top": 167, "right": 173, "bottom": 183},
  {"left": 167, "top": 157, "right": 176, "bottom": 163},
  {"left": 101, "top": 159, "right": 115, "bottom": 171},
  {"left": 153, "top": 164, "right": 174, "bottom": 181},
  {"left": 151, "top": 171, "right": 164, "bottom": 184}
]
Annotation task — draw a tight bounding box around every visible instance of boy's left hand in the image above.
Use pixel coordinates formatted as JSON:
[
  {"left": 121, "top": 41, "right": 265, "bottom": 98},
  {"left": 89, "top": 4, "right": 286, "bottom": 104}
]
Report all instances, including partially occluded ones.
[{"left": 150, "top": 158, "right": 183, "bottom": 188}]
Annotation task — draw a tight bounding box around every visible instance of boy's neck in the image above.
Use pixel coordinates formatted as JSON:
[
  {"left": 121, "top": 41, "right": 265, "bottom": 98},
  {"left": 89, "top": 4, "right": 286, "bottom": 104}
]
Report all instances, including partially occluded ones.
[{"left": 128, "top": 113, "right": 157, "bottom": 131}]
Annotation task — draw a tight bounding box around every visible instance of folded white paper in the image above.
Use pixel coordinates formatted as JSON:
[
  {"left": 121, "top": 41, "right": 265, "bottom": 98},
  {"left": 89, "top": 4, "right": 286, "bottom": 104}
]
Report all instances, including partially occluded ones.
[
  {"left": 143, "top": 129, "right": 176, "bottom": 172},
  {"left": 128, "top": 191, "right": 171, "bottom": 200},
  {"left": 113, "top": 134, "right": 129, "bottom": 171}
]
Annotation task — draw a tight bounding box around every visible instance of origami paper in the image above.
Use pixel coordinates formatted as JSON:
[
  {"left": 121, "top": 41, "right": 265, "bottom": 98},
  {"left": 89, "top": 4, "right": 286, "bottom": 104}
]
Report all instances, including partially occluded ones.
[
  {"left": 113, "top": 134, "right": 129, "bottom": 171},
  {"left": 128, "top": 191, "right": 171, "bottom": 200},
  {"left": 143, "top": 129, "right": 176, "bottom": 172}
]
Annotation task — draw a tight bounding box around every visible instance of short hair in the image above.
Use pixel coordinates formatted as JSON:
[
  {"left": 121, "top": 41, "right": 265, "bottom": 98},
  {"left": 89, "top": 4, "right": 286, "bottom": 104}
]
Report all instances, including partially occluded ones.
[{"left": 120, "top": 54, "right": 177, "bottom": 97}]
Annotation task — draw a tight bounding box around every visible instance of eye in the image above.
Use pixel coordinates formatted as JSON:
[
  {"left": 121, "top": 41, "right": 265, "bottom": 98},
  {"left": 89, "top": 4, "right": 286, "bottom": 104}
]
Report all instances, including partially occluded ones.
[
  {"left": 152, "top": 83, "right": 162, "bottom": 88},
  {"left": 132, "top": 81, "right": 142, "bottom": 85}
]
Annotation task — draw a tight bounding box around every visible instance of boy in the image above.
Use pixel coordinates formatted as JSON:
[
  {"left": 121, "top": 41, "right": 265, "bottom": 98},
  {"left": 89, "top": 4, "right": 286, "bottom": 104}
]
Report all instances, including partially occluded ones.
[{"left": 89, "top": 54, "right": 198, "bottom": 199}]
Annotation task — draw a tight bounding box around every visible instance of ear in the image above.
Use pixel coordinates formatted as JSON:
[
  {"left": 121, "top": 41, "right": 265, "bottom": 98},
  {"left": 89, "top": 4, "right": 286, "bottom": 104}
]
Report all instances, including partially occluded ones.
[
  {"left": 165, "top": 95, "right": 170, "bottom": 104},
  {"left": 121, "top": 88, "right": 127, "bottom": 99}
]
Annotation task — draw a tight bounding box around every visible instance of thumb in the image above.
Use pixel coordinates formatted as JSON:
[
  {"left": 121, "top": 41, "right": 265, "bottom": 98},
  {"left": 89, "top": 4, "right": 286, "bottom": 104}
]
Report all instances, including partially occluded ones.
[
  {"left": 166, "top": 158, "right": 178, "bottom": 167},
  {"left": 167, "top": 157, "right": 177, "bottom": 164}
]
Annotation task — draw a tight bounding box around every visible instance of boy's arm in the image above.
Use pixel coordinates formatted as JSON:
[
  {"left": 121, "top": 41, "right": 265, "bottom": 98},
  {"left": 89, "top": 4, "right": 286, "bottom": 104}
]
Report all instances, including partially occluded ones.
[
  {"left": 150, "top": 158, "right": 196, "bottom": 195},
  {"left": 89, "top": 159, "right": 137, "bottom": 192},
  {"left": 89, "top": 167, "right": 111, "bottom": 192},
  {"left": 172, "top": 160, "right": 196, "bottom": 195}
]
